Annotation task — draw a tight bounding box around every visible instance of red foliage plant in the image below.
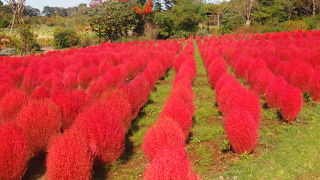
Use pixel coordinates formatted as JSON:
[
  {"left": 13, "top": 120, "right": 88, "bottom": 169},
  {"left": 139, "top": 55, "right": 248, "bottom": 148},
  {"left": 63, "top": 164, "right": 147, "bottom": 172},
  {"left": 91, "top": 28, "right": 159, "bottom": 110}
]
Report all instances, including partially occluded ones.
[
  {"left": 224, "top": 110, "right": 258, "bottom": 154},
  {"left": 144, "top": 148, "right": 200, "bottom": 180},
  {"left": 63, "top": 72, "right": 78, "bottom": 90},
  {"left": 159, "top": 99, "right": 193, "bottom": 136},
  {"left": 0, "top": 88, "right": 29, "bottom": 123},
  {"left": 78, "top": 68, "right": 93, "bottom": 89},
  {"left": 225, "top": 88, "right": 261, "bottom": 126},
  {"left": 16, "top": 99, "right": 62, "bottom": 155},
  {"left": 101, "top": 88, "right": 132, "bottom": 129},
  {"left": 280, "top": 86, "right": 303, "bottom": 122},
  {"left": 233, "top": 55, "right": 253, "bottom": 78},
  {"left": 169, "top": 85, "right": 195, "bottom": 114},
  {"left": 142, "top": 118, "right": 186, "bottom": 160},
  {"left": 207, "top": 60, "right": 228, "bottom": 88},
  {"left": 31, "top": 85, "right": 50, "bottom": 100},
  {"left": 71, "top": 102, "right": 126, "bottom": 164},
  {"left": 265, "top": 76, "right": 288, "bottom": 109},
  {"left": 289, "top": 63, "right": 314, "bottom": 93},
  {"left": 309, "top": 71, "right": 320, "bottom": 101},
  {"left": 46, "top": 130, "right": 95, "bottom": 180},
  {"left": 250, "top": 68, "right": 274, "bottom": 95},
  {"left": 0, "top": 122, "right": 29, "bottom": 180},
  {"left": 244, "top": 59, "right": 267, "bottom": 83}
]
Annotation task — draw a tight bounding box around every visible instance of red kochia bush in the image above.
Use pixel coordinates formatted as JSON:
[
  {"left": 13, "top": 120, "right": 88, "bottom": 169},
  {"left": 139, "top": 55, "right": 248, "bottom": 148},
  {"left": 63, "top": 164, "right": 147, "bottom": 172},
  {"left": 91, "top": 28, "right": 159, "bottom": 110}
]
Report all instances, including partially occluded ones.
[
  {"left": 225, "top": 88, "right": 261, "bottom": 126},
  {"left": 16, "top": 99, "right": 62, "bottom": 155},
  {"left": 224, "top": 110, "right": 258, "bottom": 154},
  {"left": 309, "top": 71, "right": 320, "bottom": 101},
  {"left": 265, "top": 76, "right": 288, "bottom": 109},
  {"left": 63, "top": 72, "right": 78, "bottom": 90},
  {"left": 78, "top": 68, "right": 93, "bottom": 89},
  {"left": 72, "top": 102, "right": 125, "bottom": 164},
  {"left": 215, "top": 73, "right": 237, "bottom": 96},
  {"left": 142, "top": 119, "right": 186, "bottom": 160},
  {"left": 144, "top": 148, "right": 199, "bottom": 180},
  {"left": 250, "top": 68, "right": 274, "bottom": 95},
  {"left": 169, "top": 85, "right": 195, "bottom": 114},
  {"left": 51, "top": 90, "right": 90, "bottom": 130},
  {"left": 207, "top": 61, "right": 228, "bottom": 88},
  {"left": 244, "top": 59, "right": 267, "bottom": 82},
  {"left": 289, "top": 63, "right": 314, "bottom": 93},
  {"left": 102, "top": 89, "right": 132, "bottom": 129},
  {"left": 233, "top": 56, "right": 253, "bottom": 78},
  {"left": 0, "top": 123, "right": 29, "bottom": 179},
  {"left": 31, "top": 85, "right": 50, "bottom": 99},
  {"left": 216, "top": 78, "right": 241, "bottom": 111},
  {"left": 160, "top": 99, "right": 193, "bottom": 136},
  {"left": 280, "top": 86, "right": 303, "bottom": 122},
  {"left": 0, "top": 88, "right": 29, "bottom": 123},
  {"left": 46, "top": 131, "right": 94, "bottom": 180}
]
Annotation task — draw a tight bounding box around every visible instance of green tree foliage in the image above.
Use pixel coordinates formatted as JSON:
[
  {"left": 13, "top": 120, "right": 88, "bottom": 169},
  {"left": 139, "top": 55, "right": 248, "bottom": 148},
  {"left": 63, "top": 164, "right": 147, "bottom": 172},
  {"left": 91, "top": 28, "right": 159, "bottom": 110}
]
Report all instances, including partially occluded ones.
[
  {"left": 220, "top": 1, "right": 245, "bottom": 34},
  {"left": 154, "top": 0, "right": 203, "bottom": 38},
  {"left": 252, "top": 0, "right": 292, "bottom": 24},
  {"left": 88, "top": 1, "right": 141, "bottom": 41},
  {"left": 42, "top": 6, "right": 68, "bottom": 17},
  {"left": 24, "top": 5, "right": 41, "bottom": 17}
]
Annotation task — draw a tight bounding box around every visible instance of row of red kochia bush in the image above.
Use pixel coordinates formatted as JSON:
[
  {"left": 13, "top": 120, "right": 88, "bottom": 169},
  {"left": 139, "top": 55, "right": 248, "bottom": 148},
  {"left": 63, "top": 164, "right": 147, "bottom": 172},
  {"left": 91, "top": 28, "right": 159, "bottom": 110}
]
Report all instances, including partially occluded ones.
[
  {"left": 198, "top": 32, "right": 306, "bottom": 122},
  {"left": 197, "top": 41, "right": 261, "bottom": 154},
  {"left": 142, "top": 40, "right": 200, "bottom": 180},
  {"left": 199, "top": 30, "right": 320, "bottom": 102},
  {"left": 0, "top": 40, "right": 182, "bottom": 179}
]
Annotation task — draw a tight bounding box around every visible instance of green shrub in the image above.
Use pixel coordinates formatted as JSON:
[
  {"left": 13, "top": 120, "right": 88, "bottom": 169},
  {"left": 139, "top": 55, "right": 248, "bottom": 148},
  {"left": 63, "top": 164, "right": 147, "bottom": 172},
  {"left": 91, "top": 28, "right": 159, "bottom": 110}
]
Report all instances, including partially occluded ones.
[
  {"left": 233, "top": 26, "right": 262, "bottom": 34},
  {"left": 53, "top": 27, "right": 79, "bottom": 48},
  {"left": 302, "top": 15, "right": 320, "bottom": 30},
  {"left": 282, "top": 20, "right": 308, "bottom": 31},
  {"left": 12, "top": 25, "right": 39, "bottom": 55},
  {"left": 0, "top": 19, "right": 9, "bottom": 28}
]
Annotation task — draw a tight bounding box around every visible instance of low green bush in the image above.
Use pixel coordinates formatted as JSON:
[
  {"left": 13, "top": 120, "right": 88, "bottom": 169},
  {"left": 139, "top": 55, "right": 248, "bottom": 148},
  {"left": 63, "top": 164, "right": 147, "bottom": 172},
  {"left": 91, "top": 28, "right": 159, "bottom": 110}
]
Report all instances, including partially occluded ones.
[{"left": 53, "top": 27, "right": 79, "bottom": 48}]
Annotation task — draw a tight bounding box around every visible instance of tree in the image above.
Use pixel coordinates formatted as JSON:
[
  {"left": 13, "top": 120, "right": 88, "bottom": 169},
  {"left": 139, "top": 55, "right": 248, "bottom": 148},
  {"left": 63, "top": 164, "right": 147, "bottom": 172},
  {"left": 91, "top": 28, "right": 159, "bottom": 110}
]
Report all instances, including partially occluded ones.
[
  {"left": 89, "top": 1, "right": 141, "bottom": 41},
  {"left": 252, "top": 0, "right": 289, "bottom": 24},
  {"left": 42, "top": 6, "right": 67, "bottom": 17},
  {"left": 239, "top": 0, "right": 258, "bottom": 25},
  {"left": 24, "top": 5, "right": 40, "bottom": 16},
  {"left": 153, "top": 0, "right": 203, "bottom": 38},
  {"left": 4, "top": 0, "right": 26, "bottom": 31},
  {"left": 295, "top": 0, "right": 320, "bottom": 16},
  {"left": 42, "top": 6, "right": 55, "bottom": 17}
]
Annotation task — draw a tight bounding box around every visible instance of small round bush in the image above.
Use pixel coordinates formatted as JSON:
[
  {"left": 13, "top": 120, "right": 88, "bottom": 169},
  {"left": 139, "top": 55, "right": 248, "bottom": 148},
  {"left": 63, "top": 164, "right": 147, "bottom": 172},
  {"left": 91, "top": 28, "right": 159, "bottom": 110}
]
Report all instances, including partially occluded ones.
[
  {"left": 46, "top": 130, "right": 94, "bottom": 180},
  {"left": 0, "top": 122, "right": 29, "bottom": 179},
  {"left": 224, "top": 110, "right": 258, "bottom": 154},
  {"left": 54, "top": 28, "right": 79, "bottom": 49},
  {"left": 142, "top": 119, "right": 186, "bottom": 160},
  {"left": 280, "top": 86, "right": 303, "bottom": 122},
  {"left": 16, "top": 99, "right": 62, "bottom": 155},
  {"left": 72, "top": 102, "right": 126, "bottom": 164},
  {"left": 0, "top": 88, "right": 29, "bottom": 123},
  {"left": 144, "top": 148, "right": 199, "bottom": 180}
]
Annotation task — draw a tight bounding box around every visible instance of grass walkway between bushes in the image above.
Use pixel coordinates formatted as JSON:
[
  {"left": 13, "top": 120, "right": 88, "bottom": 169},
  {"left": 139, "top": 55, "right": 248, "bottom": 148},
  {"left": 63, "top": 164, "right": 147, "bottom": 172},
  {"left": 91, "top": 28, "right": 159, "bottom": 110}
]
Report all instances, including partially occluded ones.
[
  {"left": 219, "top": 98, "right": 320, "bottom": 180},
  {"left": 106, "top": 70, "right": 175, "bottom": 180},
  {"left": 189, "top": 42, "right": 320, "bottom": 180}
]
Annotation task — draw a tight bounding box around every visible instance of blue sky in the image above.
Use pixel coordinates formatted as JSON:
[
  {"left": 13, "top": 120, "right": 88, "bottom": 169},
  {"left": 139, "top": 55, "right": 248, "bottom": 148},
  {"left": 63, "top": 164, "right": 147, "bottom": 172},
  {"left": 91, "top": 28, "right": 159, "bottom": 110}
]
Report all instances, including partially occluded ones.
[{"left": 26, "top": 0, "right": 89, "bottom": 11}]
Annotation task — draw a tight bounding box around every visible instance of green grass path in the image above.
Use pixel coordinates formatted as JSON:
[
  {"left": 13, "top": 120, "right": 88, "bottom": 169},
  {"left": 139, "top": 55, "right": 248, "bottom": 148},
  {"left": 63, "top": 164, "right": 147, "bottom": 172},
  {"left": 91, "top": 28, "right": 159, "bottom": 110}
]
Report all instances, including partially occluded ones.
[
  {"left": 107, "top": 70, "right": 175, "bottom": 180},
  {"left": 187, "top": 42, "right": 226, "bottom": 179}
]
